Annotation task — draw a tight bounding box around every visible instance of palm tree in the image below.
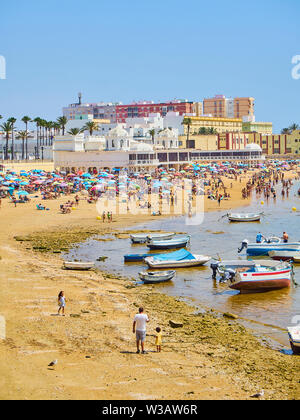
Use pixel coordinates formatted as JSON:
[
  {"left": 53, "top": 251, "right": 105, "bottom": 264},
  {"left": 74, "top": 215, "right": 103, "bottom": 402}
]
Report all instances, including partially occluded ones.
[
  {"left": 288, "top": 123, "right": 299, "bottom": 133},
  {"left": 16, "top": 131, "right": 28, "bottom": 160},
  {"left": 33, "top": 117, "right": 42, "bottom": 159},
  {"left": 7, "top": 117, "right": 16, "bottom": 160},
  {"left": 148, "top": 128, "right": 155, "bottom": 144},
  {"left": 21, "top": 116, "right": 31, "bottom": 160},
  {"left": 57, "top": 116, "right": 68, "bottom": 136},
  {"left": 182, "top": 117, "right": 192, "bottom": 144},
  {"left": 198, "top": 127, "right": 207, "bottom": 135},
  {"left": 82, "top": 121, "right": 99, "bottom": 136},
  {"left": 67, "top": 128, "right": 83, "bottom": 136},
  {"left": 0, "top": 121, "right": 12, "bottom": 160},
  {"left": 281, "top": 128, "right": 291, "bottom": 134}
]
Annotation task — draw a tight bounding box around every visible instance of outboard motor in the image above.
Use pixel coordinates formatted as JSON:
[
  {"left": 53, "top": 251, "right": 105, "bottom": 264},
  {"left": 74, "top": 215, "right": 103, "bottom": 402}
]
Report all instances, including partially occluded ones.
[{"left": 238, "top": 239, "right": 248, "bottom": 254}]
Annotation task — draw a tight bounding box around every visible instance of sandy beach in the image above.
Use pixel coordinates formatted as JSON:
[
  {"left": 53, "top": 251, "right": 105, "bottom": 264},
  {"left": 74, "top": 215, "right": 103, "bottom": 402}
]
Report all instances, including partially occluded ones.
[{"left": 1, "top": 167, "right": 300, "bottom": 400}]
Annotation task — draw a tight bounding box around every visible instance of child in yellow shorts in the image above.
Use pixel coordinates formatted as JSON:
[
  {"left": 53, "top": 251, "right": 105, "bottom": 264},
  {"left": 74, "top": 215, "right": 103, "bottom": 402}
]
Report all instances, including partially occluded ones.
[{"left": 155, "top": 327, "right": 162, "bottom": 352}]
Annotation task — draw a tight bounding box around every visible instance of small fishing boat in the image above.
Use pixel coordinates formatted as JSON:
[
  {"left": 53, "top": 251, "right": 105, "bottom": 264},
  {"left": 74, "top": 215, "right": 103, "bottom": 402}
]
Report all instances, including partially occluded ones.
[
  {"left": 229, "top": 261, "right": 292, "bottom": 293},
  {"left": 63, "top": 261, "right": 94, "bottom": 270},
  {"left": 145, "top": 248, "right": 211, "bottom": 268},
  {"left": 147, "top": 235, "right": 191, "bottom": 250},
  {"left": 130, "top": 232, "right": 175, "bottom": 244},
  {"left": 124, "top": 253, "right": 154, "bottom": 262},
  {"left": 268, "top": 250, "right": 300, "bottom": 262},
  {"left": 138, "top": 270, "right": 176, "bottom": 284},
  {"left": 287, "top": 326, "right": 300, "bottom": 355},
  {"left": 238, "top": 237, "right": 300, "bottom": 256},
  {"left": 227, "top": 212, "right": 262, "bottom": 222}
]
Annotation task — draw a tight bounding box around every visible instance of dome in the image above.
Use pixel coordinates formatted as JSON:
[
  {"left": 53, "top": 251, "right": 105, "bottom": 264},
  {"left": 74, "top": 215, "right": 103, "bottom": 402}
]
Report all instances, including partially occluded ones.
[
  {"left": 157, "top": 128, "right": 175, "bottom": 137},
  {"left": 107, "top": 125, "right": 129, "bottom": 137},
  {"left": 245, "top": 143, "right": 262, "bottom": 151},
  {"left": 130, "top": 141, "right": 153, "bottom": 152}
]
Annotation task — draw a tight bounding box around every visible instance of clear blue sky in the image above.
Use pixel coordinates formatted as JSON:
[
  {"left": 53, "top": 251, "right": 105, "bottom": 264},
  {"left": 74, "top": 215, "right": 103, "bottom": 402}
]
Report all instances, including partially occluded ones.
[{"left": 0, "top": 0, "right": 299, "bottom": 132}]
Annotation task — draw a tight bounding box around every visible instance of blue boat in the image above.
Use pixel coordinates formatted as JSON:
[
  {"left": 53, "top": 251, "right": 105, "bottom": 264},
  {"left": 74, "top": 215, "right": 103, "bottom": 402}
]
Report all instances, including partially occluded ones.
[
  {"left": 124, "top": 253, "right": 153, "bottom": 262},
  {"left": 238, "top": 237, "right": 300, "bottom": 257}
]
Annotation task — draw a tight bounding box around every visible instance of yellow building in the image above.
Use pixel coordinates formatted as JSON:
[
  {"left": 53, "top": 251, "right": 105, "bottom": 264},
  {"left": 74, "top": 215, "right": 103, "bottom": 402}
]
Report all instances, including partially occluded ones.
[
  {"left": 179, "top": 134, "right": 218, "bottom": 150},
  {"left": 183, "top": 116, "right": 243, "bottom": 135},
  {"left": 242, "top": 121, "right": 273, "bottom": 135},
  {"left": 247, "top": 130, "right": 300, "bottom": 155}
]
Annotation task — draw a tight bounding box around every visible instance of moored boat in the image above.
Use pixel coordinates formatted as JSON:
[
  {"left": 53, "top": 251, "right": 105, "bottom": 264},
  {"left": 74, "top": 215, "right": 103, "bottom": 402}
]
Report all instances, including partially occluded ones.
[
  {"left": 138, "top": 270, "right": 176, "bottom": 283},
  {"left": 229, "top": 261, "right": 292, "bottom": 293},
  {"left": 130, "top": 232, "right": 175, "bottom": 244},
  {"left": 124, "top": 253, "right": 155, "bottom": 262},
  {"left": 238, "top": 237, "right": 300, "bottom": 256},
  {"left": 268, "top": 250, "right": 300, "bottom": 262},
  {"left": 287, "top": 326, "right": 300, "bottom": 355},
  {"left": 147, "top": 235, "right": 191, "bottom": 250},
  {"left": 63, "top": 261, "right": 95, "bottom": 270},
  {"left": 227, "top": 212, "right": 262, "bottom": 222},
  {"left": 145, "top": 248, "right": 211, "bottom": 268}
]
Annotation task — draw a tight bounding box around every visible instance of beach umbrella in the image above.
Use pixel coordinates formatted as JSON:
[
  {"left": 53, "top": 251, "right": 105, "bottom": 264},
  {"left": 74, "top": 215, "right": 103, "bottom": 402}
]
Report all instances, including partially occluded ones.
[{"left": 16, "top": 190, "right": 29, "bottom": 195}]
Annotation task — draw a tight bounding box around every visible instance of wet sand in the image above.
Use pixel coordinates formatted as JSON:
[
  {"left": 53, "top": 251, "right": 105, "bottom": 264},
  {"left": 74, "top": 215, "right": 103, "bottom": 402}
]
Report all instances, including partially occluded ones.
[{"left": 0, "top": 169, "right": 300, "bottom": 400}]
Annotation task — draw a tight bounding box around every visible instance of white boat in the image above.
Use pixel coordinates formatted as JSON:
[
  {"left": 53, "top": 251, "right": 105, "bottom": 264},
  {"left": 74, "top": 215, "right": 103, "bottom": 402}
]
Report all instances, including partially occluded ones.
[
  {"left": 287, "top": 326, "right": 300, "bottom": 355},
  {"left": 238, "top": 237, "right": 300, "bottom": 256},
  {"left": 138, "top": 270, "right": 176, "bottom": 283},
  {"left": 145, "top": 248, "right": 211, "bottom": 268},
  {"left": 147, "top": 235, "right": 190, "bottom": 250},
  {"left": 130, "top": 232, "right": 175, "bottom": 243},
  {"left": 63, "top": 261, "right": 95, "bottom": 270},
  {"left": 229, "top": 261, "right": 292, "bottom": 293},
  {"left": 268, "top": 250, "right": 300, "bottom": 262},
  {"left": 228, "top": 212, "right": 261, "bottom": 222}
]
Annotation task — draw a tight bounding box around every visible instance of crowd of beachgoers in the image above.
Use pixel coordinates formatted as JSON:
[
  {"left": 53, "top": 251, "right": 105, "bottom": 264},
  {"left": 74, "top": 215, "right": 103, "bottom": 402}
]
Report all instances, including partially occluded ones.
[{"left": 0, "top": 160, "right": 299, "bottom": 214}]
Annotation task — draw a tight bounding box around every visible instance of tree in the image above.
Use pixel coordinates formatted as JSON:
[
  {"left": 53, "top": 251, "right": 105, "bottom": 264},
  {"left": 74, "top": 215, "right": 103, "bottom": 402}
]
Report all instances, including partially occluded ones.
[
  {"left": 0, "top": 121, "right": 12, "bottom": 160},
  {"left": 288, "top": 123, "right": 299, "bottom": 132},
  {"left": 16, "top": 131, "right": 28, "bottom": 160},
  {"left": 33, "top": 117, "right": 42, "bottom": 159},
  {"left": 21, "top": 116, "right": 31, "bottom": 160},
  {"left": 57, "top": 116, "right": 68, "bottom": 136},
  {"left": 198, "top": 127, "right": 207, "bottom": 135},
  {"left": 182, "top": 117, "right": 192, "bottom": 143},
  {"left": 7, "top": 117, "right": 17, "bottom": 160},
  {"left": 82, "top": 121, "right": 99, "bottom": 136},
  {"left": 148, "top": 128, "right": 155, "bottom": 144},
  {"left": 67, "top": 128, "right": 83, "bottom": 136},
  {"left": 281, "top": 128, "right": 291, "bottom": 134}
]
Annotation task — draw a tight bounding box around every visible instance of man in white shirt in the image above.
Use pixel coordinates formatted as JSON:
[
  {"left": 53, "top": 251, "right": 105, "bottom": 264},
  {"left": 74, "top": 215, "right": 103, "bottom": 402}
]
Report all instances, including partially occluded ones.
[{"left": 133, "top": 307, "right": 149, "bottom": 354}]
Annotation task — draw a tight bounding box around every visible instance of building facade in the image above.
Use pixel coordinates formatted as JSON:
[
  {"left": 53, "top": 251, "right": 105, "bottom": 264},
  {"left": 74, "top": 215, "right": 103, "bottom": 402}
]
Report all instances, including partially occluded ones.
[
  {"left": 183, "top": 116, "right": 243, "bottom": 134},
  {"left": 116, "top": 100, "right": 194, "bottom": 122},
  {"left": 203, "top": 95, "right": 254, "bottom": 119},
  {"left": 63, "top": 102, "right": 120, "bottom": 123}
]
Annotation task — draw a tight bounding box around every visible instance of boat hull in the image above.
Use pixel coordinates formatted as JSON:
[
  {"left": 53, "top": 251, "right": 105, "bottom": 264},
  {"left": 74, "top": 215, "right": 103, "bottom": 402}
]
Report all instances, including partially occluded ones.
[
  {"left": 63, "top": 262, "right": 94, "bottom": 270},
  {"left": 268, "top": 250, "right": 300, "bottom": 262},
  {"left": 145, "top": 255, "right": 210, "bottom": 268},
  {"left": 147, "top": 241, "right": 189, "bottom": 250},
  {"left": 130, "top": 233, "right": 175, "bottom": 243},
  {"left": 139, "top": 270, "right": 176, "bottom": 283},
  {"left": 246, "top": 243, "right": 300, "bottom": 256},
  {"left": 228, "top": 213, "right": 261, "bottom": 222},
  {"left": 287, "top": 327, "right": 300, "bottom": 355},
  {"left": 229, "top": 268, "right": 291, "bottom": 292},
  {"left": 124, "top": 254, "right": 151, "bottom": 262}
]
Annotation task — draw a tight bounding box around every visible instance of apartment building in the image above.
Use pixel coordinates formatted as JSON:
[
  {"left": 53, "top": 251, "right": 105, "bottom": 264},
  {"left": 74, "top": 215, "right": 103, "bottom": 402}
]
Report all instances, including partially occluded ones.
[{"left": 203, "top": 95, "right": 254, "bottom": 119}]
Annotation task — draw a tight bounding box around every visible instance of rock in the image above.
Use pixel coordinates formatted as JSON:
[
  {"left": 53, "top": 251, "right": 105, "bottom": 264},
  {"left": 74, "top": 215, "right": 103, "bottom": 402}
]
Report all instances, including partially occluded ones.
[
  {"left": 169, "top": 320, "right": 183, "bottom": 328},
  {"left": 223, "top": 312, "right": 238, "bottom": 319}
]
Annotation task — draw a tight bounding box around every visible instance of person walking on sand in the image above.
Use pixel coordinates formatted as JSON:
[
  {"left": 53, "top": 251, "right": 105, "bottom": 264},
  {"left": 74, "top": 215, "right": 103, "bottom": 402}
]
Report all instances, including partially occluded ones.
[
  {"left": 133, "top": 307, "right": 149, "bottom": 354},
  {"left": 155, "top": 327, "right": 162, "bottom": 353},
  {"left": 58, "top": 291, "right": 66, "bottom": 316},
  {"left": 102, "top": 211, "right": 106, "bottom": 222}
]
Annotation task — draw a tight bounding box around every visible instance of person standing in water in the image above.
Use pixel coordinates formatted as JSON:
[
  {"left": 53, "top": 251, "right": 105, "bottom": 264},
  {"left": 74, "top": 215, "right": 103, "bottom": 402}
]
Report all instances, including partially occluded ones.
[{"left": 282, "top": 232, "right": 289, "bottom": 243}]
